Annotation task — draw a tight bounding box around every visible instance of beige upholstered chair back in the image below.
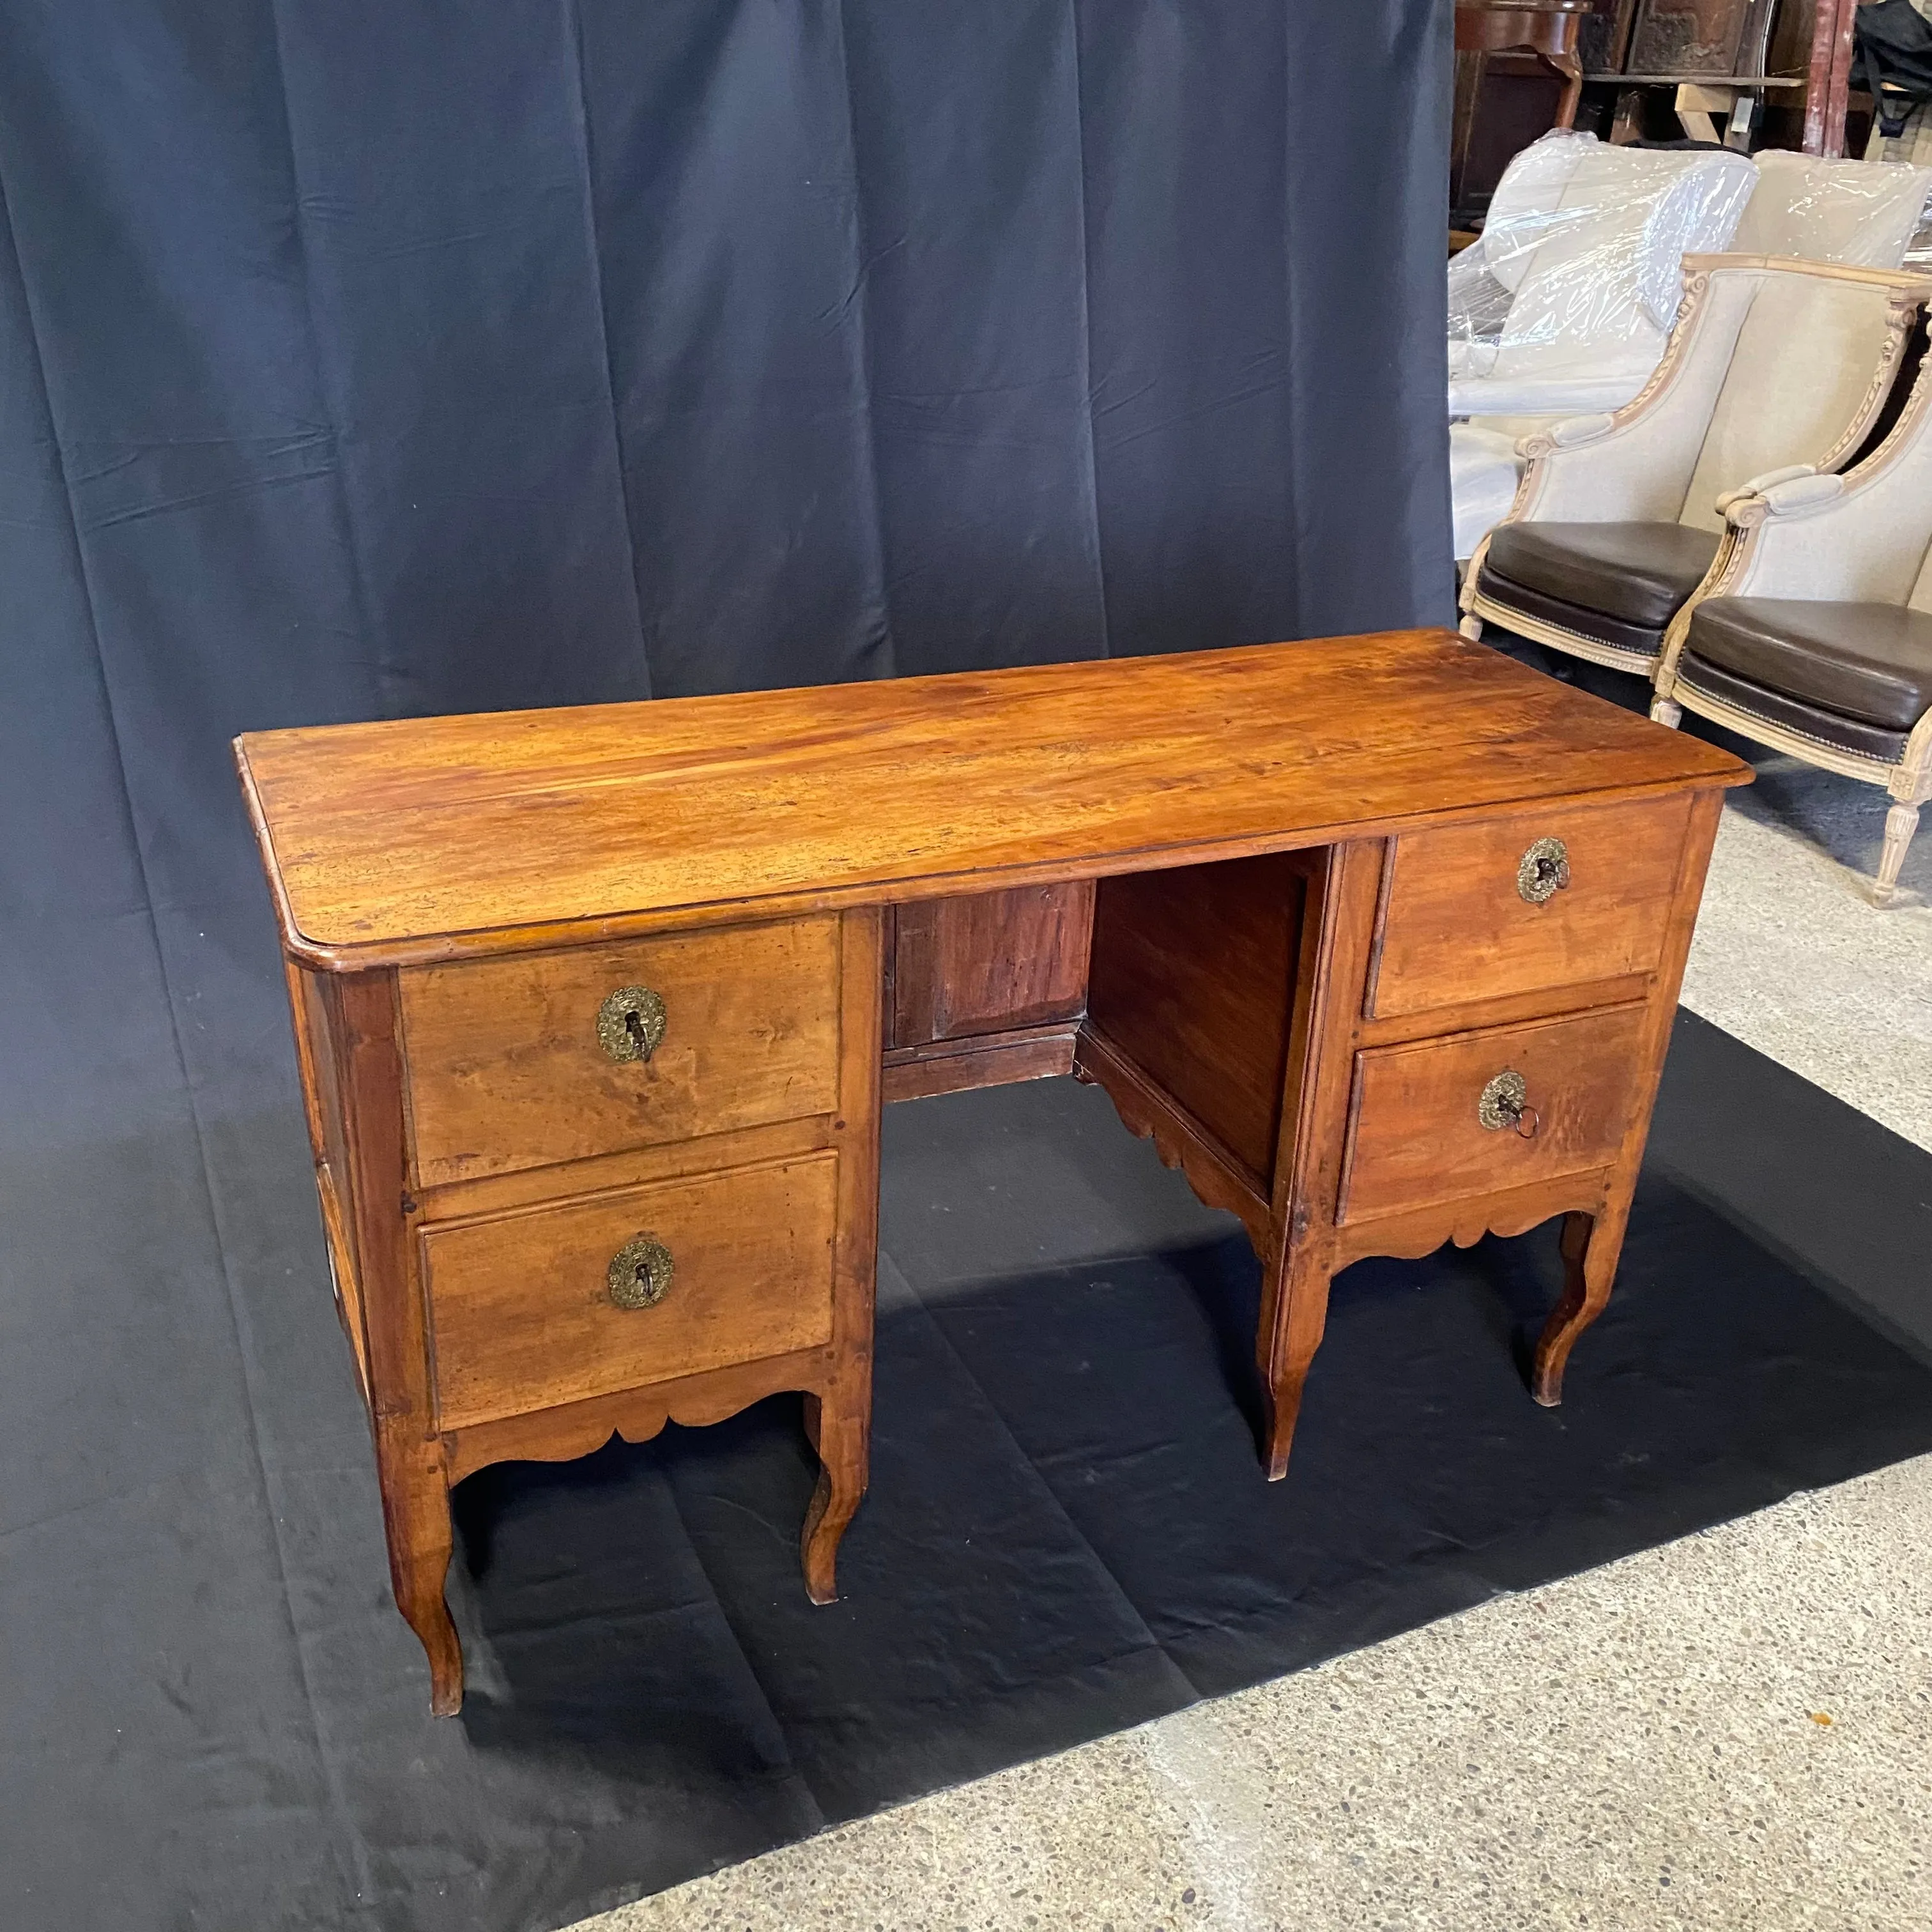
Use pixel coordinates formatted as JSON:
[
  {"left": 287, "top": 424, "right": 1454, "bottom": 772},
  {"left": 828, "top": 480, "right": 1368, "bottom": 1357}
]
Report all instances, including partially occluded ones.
[
  {"left": 1729, "top": 152, "right": 1932, "bottom": 269},
  {"left": 1672, "top": 261, "right": 1907, "bottom": 533},
  {"left": 1675, "top": 351, "right": 1932, "bottom": 610},
  {"left": 1906, "top": 528, "right": 1932, "bottom": 614},
  {"left": 1462, "top": 258, "right": 1929, "bottom": 583},
  {"left": 1478, "top": 139, "right": 1755, "bottom": 385}
]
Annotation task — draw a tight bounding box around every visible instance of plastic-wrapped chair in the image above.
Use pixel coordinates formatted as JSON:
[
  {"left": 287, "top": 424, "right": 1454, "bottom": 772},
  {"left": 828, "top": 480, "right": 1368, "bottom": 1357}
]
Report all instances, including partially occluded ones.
[
  {"left": 1448, "top": 133, "right": 1758, "bottom": 420},
  {"left": 1730, "top": 150, "right": 1932, "bottom": 268},
  {"left": 1650, "top": 351, "right": 1932, "bottom": 905},
  {"left": 1449, "top": 133, "right": 1756, "bottom": 560},
  {"left": 1448, "top": 144, "right": 1932, "bottom": 563},
  {"left": 1459, "top": 256, "right": 1930, "bottom": 682}
]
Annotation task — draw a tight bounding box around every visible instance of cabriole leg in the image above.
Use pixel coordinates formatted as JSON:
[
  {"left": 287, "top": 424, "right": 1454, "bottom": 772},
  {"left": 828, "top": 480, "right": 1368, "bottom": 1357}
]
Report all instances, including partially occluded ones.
[
  {"left": 1531, "top": 1205, "right": 1629, "bottom": 1407},
  {"left": 379, "top": 1434, "right": 464, "bottom": 1717},
  {"left": 801, "top": 1377, "right": 870, "bottom": 1604},
  {"left": 1258, "top": 1243, "right": 1335, "bottom": 1482}
]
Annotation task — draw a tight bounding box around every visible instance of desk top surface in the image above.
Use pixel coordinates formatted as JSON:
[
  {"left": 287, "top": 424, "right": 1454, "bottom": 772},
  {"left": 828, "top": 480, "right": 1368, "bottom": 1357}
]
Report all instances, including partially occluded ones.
[{"left": 238, "top": 630, "right": 1749, "bottom": 969}]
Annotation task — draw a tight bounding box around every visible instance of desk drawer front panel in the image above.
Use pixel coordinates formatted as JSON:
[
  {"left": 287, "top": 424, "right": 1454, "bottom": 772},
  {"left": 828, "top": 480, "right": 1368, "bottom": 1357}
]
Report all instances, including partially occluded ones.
[
  {"left": 400, "top": 917, "right": 842, "bottom": 1187},
  {"left": 1368, "top": 795, "right": 1690, "bottom": 1020},
  {"left": 1338, "top": 1003, "right": 1648, "bottom": 1225},
  {"left": 423, "top": 1153, "right": 839, "bottom": 1429}
]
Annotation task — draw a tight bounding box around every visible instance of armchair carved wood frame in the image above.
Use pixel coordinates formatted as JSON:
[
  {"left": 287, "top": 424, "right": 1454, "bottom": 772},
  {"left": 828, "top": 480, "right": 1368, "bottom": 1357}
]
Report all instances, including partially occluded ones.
[
  {"left": 1648, "top": 354, "right": 1932, "bottom": 905},
  {"left": 1459, "top": 256, "right": 1932, "bottom": 681}
]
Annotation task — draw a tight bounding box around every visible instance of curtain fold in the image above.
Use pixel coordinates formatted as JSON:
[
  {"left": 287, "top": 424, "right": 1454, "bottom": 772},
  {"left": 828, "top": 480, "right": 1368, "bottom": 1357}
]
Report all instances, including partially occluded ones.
[
  {"left": 0, "top": 9, "right": 1451, "bottom": 1924},
  {"left": 0, "top": 0, "right": 1449, "bottom": 928}
]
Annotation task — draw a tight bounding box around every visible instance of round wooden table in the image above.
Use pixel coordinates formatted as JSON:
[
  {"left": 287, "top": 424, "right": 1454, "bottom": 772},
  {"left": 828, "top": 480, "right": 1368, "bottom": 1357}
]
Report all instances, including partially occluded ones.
[{"left": 1455, "top": 0, "right": 1593, "bottom": 131}]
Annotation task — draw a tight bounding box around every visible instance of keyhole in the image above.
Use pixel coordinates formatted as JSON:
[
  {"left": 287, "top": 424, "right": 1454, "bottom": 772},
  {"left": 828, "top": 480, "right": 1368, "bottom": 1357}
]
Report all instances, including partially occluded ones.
[
  {"left": 633, "top": 1261, "right": 653, "bottom": 1292},
  {"left": 624, "top": 1008, "right": 649, "bottom": 1057}
]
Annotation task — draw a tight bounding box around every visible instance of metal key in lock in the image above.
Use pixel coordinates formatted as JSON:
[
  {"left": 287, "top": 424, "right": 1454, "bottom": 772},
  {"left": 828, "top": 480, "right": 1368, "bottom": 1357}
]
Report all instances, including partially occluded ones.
[
  {"left": 1478, "top": 1068, "right": 1541, "bottom": 1138},
  {"left": 596, "top": 985, "right": 668, "bottom": 1063}
]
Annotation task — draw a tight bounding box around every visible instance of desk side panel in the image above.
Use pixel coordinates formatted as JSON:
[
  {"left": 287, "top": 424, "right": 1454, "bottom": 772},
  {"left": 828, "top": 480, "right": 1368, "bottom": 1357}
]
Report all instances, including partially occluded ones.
[{"left": 1085, "top": 852, "right": 1314, "bottom": 1186}]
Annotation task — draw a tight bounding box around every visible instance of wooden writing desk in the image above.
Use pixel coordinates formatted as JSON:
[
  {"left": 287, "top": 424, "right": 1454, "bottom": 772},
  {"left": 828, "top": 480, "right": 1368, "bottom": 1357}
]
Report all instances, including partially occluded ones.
[{"left": 237, "top": 631, "right": 1750, "bottom": 1715}]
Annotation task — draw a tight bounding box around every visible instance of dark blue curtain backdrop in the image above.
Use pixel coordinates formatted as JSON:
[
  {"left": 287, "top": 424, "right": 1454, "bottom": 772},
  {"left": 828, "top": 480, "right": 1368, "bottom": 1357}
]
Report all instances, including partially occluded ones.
[
  {"left": 1, "top": 0, "right": 1452, "bottom": 923},
  {"left": 0, "top": 6, "right": 1450, "bottom": 1926}
]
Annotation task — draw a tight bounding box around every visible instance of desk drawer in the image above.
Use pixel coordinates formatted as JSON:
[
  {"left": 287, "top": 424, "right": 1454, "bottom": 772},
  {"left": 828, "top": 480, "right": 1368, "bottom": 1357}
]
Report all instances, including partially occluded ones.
[
  {"left": 399, "top": 917, "right": 842, "bottom": 1187},
  {"left": 423, "top": 1153, "right": 839, "bottom": 1430},
  {"left": 1367, "top": 795, "right": 1692, "bottom": 1020},
  {"left": 1338, "top": 1003, "right": 1649, "bottom": 1225}
]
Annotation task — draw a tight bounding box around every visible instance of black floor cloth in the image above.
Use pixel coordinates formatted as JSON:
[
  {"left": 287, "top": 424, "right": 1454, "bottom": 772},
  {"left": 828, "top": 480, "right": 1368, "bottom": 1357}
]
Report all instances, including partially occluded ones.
[{"left": 6, "top": 963, "right": 1932, "bottom": 1931}]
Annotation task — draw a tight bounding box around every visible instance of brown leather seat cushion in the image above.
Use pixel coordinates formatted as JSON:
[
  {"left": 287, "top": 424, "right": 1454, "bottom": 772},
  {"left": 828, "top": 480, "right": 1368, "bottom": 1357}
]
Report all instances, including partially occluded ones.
[
  {"left": 1485, "top": 522, "right": 1721, "bottom": 631},
  {"left": 1685, "top": 598, "right": 1932, "bottom": 732},
  {"left": 1676, "top": 654, "right": 1911, "bottom": 763}
]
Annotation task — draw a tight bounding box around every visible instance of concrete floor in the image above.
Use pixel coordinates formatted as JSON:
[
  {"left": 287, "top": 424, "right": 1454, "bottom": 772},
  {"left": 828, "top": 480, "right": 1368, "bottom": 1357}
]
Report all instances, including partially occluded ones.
[
  {"left": 574, "top": 762, "right": 1932, "bottom": 1932},
  {"left": 1680, "top": 752, "right": 1932, "bottom": 1153}
]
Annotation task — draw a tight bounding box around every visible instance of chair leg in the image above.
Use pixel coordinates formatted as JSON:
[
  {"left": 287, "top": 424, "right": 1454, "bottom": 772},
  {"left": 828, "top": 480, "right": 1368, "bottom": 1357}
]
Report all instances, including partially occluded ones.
[
  {"left": 1459, "top": 612, "right": 1483, "bottom": 642},
  {"left": 1649, "top": 697, "right": 1682, "bottom": 728},
  {"left": 1874, "top": 801, "right": 1920, "bottom": 905}
]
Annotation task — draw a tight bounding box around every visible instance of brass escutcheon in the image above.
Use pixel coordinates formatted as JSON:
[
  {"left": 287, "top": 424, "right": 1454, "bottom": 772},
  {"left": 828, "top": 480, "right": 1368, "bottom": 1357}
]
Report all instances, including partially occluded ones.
[
  {"left": 1516, "top": 835, "right": 1570, "bottom": 905},
  {"left": 597, "top": 985, "right": 667, "bottom": 1062},
  {"left": 608, "top": 1234, "right": 674, "bottom": 1310},
  {"left": 1478, "top": 1068, "right": 1531, "bottom": 1132}
]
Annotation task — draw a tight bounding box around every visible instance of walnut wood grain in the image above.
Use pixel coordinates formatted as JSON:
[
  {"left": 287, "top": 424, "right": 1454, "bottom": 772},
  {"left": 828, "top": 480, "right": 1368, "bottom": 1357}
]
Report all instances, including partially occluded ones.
[
  {"left": 235, "top": 633, "right": 1749, "bottom": 969},
  {"left": 804, "top": 906, "right": 885, "bottom": 1604},
  {"left": 1255, "top": 840, "right": 1386, "bottom": 1480},
  {"left": 1086, "top": 853, "right": 1314, "bottom": 1186},
  {"left": 1531, "top": 788, "right": 1726, "bottom": 1404},
  {"left": 243, "top": 636, "right": 1751, "bottom": 1719},
  {"left": 284, "top": 959, "right": 372, "bottom": 1401},
  {"left": 881, "top": 1023, "right": 1078, "bottom": 1102},
  {"left": 1072, "top": 1026, "right": 1273, "bottom": 1256},
  {"left": 1355, "top": 971, "right": 1653, "bottom": 1048},
  {"left": 1336, "top": 1001, "right": 1651, "bottom": 1226},
  {"left": 331, "top": 969, "right": 464, "bottom": 1717},
  {"left": 888, "top": 883, "right": 1092, "bottom": 1048},
  {"left": 1365, "top": 794, "right": 1692, "bottom": 1020},
  {"left": 443, "top": 1346, "right": 836, "bottom": 1485},
  {"left": 314, "top": 1163, "right": 369, "bottom": 1404},
  {"left": 398, "top": 917, "right": 841, "bottom": 1187},
  {"left": 421, "top": 1153, "right": 841, "bottom": 1431},
  {"left": 1330, "top": 1171, "right": 1611, "bottom": 1269},
  {"left": 411, "top": 1114, "right": 837, "bottom": 1221}
]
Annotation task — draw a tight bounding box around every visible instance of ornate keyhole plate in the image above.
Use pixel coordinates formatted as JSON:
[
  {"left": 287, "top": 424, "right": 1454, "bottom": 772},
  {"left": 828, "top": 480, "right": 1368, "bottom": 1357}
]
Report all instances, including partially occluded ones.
[
  {"left": 596, "top": 985, "right": 668, "bottom": 1062},
  {"left": 608, "top": 1234, "right": 674, "bottom": 1310},
  {"left": 1478, "top": 1069, "right": 1529, "bottom": 1131},
  {"left": 1516, "top": 836, "right": 1570, "bottom": 905}
]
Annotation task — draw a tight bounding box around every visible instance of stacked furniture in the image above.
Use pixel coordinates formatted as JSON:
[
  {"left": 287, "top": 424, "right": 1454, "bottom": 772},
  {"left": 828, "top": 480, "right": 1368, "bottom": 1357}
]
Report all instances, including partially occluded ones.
[{"left": 1449, "top": 134, "right": 1758, "bottom": 422}]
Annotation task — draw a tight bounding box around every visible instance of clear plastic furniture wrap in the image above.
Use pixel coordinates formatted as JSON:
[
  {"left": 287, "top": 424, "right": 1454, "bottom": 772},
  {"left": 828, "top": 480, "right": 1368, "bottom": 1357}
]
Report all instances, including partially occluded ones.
[
  {"left": 1460, "top": 256, "right": 1930, "bottom": 685},
  {"left": 1731, "top": 151, "right": 1932, "bottom": 269},
  {"left": 1446, "top": 147, "right": 1932, "bottom": 563},
  {"left": 1448, "top": 132, "right": 1756, "bottom": 561},
  {"left": 1448, "top": 133, "right": 1758, "bottom": 420}
]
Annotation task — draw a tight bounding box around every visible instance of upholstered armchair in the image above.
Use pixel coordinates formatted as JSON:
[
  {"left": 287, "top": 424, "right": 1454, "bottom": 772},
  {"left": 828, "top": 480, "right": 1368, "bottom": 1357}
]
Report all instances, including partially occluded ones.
[
  {"left": 1730, "top": 150, "right": 1932, "bottom": 269},
  {"left": 1460, "top": 256, "right": 1931, "bottom": 679},
  {"left": 1448, "top": 135, "right": 1757, "bottom": 421},
  {"left": 1448, "top": 136, "right": 1755, "bottom": 560},
  {"left": 1449, "top": 154, "right": 1932, "bottom": 563},
  {"left": 1650, "top": 355, "right": 1932, "bottom": 905}
]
